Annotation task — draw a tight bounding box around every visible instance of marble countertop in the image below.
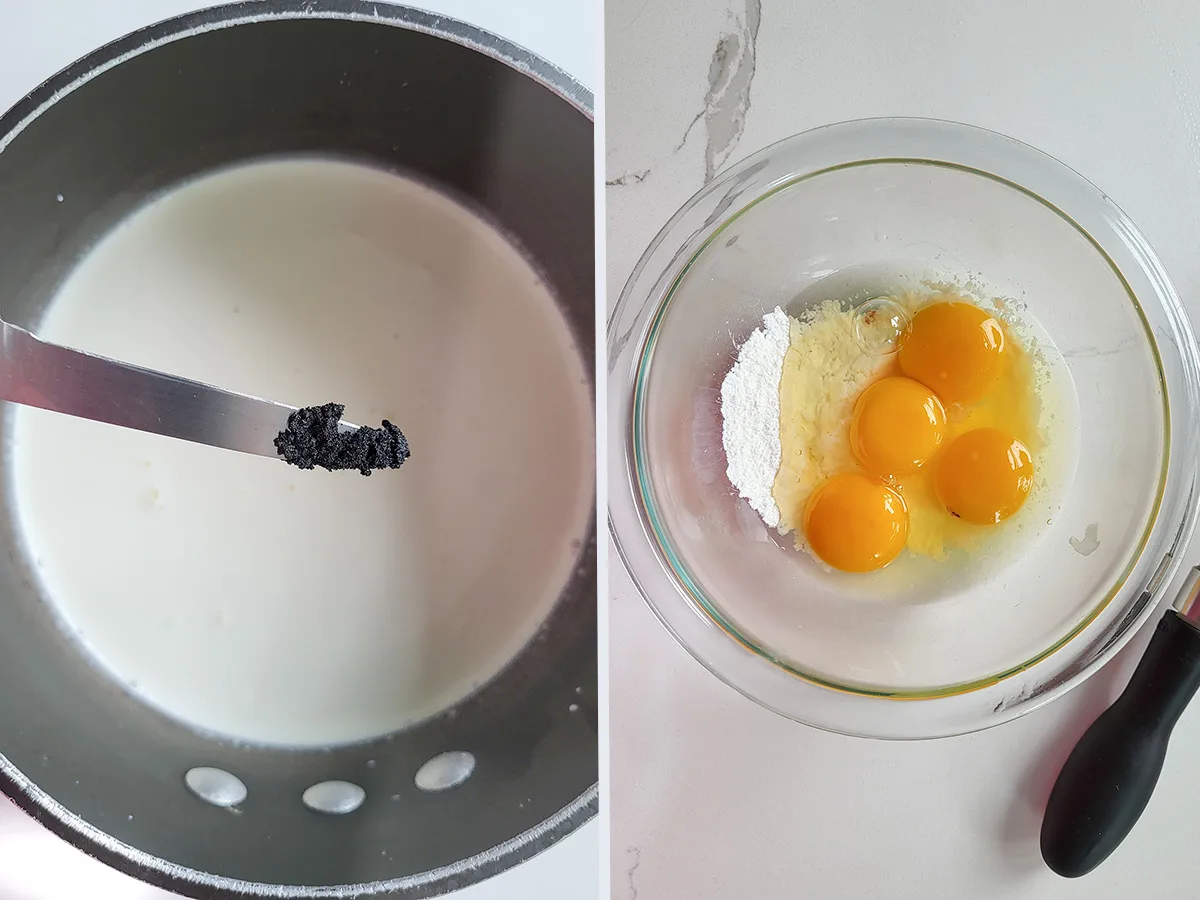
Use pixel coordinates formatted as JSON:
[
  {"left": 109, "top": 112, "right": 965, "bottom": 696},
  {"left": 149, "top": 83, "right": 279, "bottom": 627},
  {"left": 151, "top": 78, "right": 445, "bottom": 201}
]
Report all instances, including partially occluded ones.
[
  {"left": 607, "top": 0, "right": 1200, "bottom": 898},
  {"left": 0, "top": 2, "right": 595, "bottom": 898}
]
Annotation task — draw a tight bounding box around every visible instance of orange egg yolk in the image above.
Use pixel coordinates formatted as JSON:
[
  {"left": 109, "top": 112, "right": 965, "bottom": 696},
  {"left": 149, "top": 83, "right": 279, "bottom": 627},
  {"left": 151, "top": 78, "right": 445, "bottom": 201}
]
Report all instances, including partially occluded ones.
[
  {"left": 850, "top": 376, "right": 947, "bottom": 479},
  {"left": 934, "top": 428, "right": 1034, "bottom": 525},
  {"left": 803, "top": 473, "right": 909, "bottom": 573},
  {"left": 898, "top": 301, "right": 1006, "bottom": 404}
]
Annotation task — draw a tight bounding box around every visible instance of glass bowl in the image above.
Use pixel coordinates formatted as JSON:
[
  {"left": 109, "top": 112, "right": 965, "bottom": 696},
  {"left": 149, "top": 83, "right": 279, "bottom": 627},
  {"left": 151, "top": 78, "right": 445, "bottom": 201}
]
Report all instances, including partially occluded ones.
[{"left": 608, "top": 118, "right": 1200, "bottom": 739}]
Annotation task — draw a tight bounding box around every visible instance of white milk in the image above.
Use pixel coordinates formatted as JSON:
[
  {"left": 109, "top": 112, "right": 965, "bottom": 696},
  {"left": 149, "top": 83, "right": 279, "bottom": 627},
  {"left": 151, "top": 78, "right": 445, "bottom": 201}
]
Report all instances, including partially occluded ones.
[{"left": 9, "top": 158, "right": 594, "bottom": 747}]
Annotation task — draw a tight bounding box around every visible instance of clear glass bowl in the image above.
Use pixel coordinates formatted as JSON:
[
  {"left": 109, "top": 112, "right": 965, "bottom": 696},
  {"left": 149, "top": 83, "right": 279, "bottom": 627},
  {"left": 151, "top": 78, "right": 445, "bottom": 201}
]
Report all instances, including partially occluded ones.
[{"left": 608, "top": 118, "right": 1200, "bottom": 739}]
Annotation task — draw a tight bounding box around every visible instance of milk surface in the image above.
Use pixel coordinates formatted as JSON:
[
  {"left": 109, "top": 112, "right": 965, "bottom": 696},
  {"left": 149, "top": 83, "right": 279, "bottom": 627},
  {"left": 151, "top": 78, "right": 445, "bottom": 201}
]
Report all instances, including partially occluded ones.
[{"left": 10, "top": 158, "right": 594, "bottom": 747}]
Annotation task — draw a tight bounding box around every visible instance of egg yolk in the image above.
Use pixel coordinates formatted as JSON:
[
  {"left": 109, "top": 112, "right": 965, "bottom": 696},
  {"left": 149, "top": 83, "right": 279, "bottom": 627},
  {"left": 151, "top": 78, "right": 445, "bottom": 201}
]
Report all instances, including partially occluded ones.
[
  {"left": 850, "top": 376, "right": 947, "bottom": 478},
  {"left": 934, "top": 428, "right": 1034, "bottom": 525},
  {"left": 803, "top": 473, "right": 909, "bottom": 573},
  {"left": 898, "top": 301, "right": 1006, "bottom": 404}
]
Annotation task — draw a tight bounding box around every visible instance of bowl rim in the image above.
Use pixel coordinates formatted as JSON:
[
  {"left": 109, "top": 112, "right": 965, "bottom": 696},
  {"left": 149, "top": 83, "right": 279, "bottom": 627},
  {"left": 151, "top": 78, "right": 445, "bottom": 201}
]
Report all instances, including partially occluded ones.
[
  {"left": 0, "top": 2, "right": 596, "bottom": 898},
  {"left": 608, "top": 116, "right": 1200, "bottom": 738}
]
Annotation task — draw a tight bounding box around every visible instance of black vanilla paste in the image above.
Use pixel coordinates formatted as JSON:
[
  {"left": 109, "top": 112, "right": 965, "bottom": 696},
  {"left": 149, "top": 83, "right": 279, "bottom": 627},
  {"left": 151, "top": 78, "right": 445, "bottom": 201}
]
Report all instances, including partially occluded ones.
[{"left": 275, "top": 403, "right": 410, "bottom": 476}]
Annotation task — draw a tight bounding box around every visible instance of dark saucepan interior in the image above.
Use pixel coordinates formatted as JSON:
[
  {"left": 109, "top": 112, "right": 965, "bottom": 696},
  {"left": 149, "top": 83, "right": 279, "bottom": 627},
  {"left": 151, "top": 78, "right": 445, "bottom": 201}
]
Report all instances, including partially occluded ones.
[{"left": 0, "top": 3, "right": 595, "bottom": 894}]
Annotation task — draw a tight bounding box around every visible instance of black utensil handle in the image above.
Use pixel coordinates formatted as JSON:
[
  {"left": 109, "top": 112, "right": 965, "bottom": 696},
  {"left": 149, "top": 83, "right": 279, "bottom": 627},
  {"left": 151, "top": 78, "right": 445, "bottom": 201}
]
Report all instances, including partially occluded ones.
[{"left": 1040, "top": 609, "right": 1200, "bottom": 877}]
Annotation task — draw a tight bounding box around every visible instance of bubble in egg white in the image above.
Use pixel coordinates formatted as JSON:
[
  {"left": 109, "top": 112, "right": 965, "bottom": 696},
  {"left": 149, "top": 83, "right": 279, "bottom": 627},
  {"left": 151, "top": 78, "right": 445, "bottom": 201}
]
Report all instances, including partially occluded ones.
[{"left": 853, "top": 297, "right": 911, "bottom": 356}]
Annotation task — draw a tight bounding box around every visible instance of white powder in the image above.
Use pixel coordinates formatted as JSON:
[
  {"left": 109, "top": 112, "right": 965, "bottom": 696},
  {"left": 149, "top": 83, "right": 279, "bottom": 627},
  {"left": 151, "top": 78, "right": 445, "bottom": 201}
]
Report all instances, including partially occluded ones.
[{"left": 720, "top": 307, "right": 790, "bottom": 527}]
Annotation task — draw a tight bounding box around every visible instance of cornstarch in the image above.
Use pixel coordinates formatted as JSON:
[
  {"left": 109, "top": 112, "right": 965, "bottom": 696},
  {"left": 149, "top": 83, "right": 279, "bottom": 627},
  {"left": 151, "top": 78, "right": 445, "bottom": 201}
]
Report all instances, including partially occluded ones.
[{"left": 720, "top": 307, "right": 790, "bottom": 527}]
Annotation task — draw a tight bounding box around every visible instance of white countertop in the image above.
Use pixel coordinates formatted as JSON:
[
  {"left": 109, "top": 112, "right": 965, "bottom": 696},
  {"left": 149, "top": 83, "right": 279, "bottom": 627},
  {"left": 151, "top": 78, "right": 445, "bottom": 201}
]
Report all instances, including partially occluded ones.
[
  {"left": 0, "top": 2, "right": 596, "bottom": 898},
  {"left": 607, "top": 1, "right": 1200, "bottom": 897}
]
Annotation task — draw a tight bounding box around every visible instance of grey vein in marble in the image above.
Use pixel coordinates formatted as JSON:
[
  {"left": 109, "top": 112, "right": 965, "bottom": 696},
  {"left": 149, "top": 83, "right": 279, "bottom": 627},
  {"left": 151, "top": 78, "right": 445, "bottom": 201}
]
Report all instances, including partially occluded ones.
[
  {"left": 699, "top": 0, "right": 762, "bottom": 182},
  {"left": 625, "top": 845, "right": 643, "bottom": 900},
  {"left": 606, "top": 168, "right": 651, "bottom": 186},
  {"left": 607, "top": 0, "right": 761, "bottom": 188},
  {"left": 1063, "top": 335, "right": 1140, "bottom": 359}
]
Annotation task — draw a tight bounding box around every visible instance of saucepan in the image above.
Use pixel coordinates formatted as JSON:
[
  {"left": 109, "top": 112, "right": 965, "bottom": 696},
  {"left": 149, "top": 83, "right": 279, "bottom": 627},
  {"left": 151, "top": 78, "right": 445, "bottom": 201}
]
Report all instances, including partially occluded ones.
[{"left": 0, "top": 2, "right": 596, "bottom": 896}]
